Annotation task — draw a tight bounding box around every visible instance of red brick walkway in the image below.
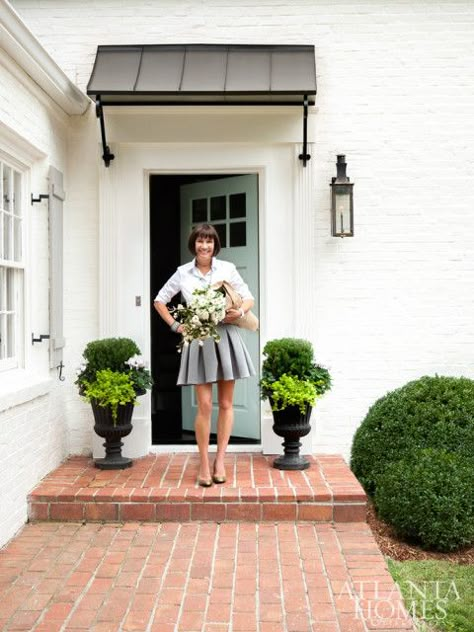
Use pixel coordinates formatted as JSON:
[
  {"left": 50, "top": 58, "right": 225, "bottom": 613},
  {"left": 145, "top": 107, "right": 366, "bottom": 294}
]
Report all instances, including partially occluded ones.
[{"left": 0, "top": 521, "right": 414, "bottom": 631}]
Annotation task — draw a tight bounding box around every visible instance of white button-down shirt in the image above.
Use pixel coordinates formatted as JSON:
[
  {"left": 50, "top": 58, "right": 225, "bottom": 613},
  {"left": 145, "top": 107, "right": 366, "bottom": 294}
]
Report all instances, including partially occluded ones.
[{"left": 155, "top": 258, "right": 254, "bottom": 305}]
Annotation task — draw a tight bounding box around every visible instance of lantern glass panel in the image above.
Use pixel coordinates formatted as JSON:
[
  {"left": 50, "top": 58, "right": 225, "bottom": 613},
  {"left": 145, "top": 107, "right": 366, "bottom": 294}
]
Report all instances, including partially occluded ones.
[{"left": 333, "top": 187, "right": 352, "bottom": 235}]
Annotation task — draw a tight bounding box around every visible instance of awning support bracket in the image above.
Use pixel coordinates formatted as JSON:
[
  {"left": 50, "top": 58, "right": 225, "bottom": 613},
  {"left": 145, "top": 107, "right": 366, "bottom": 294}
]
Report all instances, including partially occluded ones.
[
  {"left": 94, "top": 93, "right": 312, "bottom": 168},
  {"left": 96, "top": 96, "right": 115, "bottom": 167},
  {"left": 298, "top": 96, "right": 311, "bottom": 167}
]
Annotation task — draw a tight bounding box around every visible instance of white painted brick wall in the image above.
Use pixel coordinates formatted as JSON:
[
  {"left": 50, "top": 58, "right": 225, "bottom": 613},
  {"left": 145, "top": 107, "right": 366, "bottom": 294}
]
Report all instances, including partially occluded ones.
[
  {"left": 9, "top": 0, "right": 474, "bottom": 464},
  {"left": 0, "top": 385, "right": 66, "bottom": 546},
  {"left": 0, "top": 48, "right": 71, "bottom": 547}
]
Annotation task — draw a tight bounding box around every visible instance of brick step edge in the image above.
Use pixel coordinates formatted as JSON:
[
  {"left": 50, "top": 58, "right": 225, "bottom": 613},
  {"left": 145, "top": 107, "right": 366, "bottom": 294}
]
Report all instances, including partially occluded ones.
[{"left": 28, "top": 501, "right": 367, "bottom": 523}]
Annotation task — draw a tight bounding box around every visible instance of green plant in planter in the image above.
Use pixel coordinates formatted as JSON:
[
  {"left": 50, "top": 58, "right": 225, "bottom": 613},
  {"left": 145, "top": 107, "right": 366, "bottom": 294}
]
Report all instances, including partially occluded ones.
[
  {"left": 260, "top": 337, "right": 331, "bottom": 405},
  {"left": 261, "top": 374, "right": 317, "bottom": 413},
  {"left": 260, "top": 338, "right": 332, "bottom": 471},
  {"left": 76, "top": 337, "right": 152, "bottom": 396},
  {"left": 82, "top": 369, "right": 136, "bottom": 425}
]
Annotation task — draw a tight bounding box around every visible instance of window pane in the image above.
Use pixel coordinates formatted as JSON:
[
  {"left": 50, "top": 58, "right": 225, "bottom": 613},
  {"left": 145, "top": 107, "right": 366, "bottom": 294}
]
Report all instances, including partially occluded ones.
[
  {"left": 6, "top": 268, "right": 14, "bottom": 310},
  {"left": 3, "top": 165, "right": 12, "bottom": 212},
  {"left": 0, "top": 268, "right": 4, "bottom": 311},
  {"left": 6, "top": 313, "right": 14, "bottom": 358},
  {"left": 229, "top": 193, "right": 246, "bottom": 218},
  {"left": 14, "top": 171, "right": 22, "bottom": 216},
  {"left": 14, "top": 218, "right": 22, "bottom": 262},
  {"left": 0, "top": 314, "right": 5, "bottom": 359},
  {"left": 230, "top": 222, "right": 246, "bottom": 247},
  {"left": 210, "top": 196, "right": 226, "bottom": 221},
  {"left": 0, "top": 268, "right": 21, "bottom": 363},
  {"left": 0, "top": 211, "right": 3, "bottom": 260},
  {"left": 3, "top": 213, "right": 12, "bottom": 260},
  {"left": 192, "top": 198, "right": 207, "bottom": 223},
  {"left": 212, "top": 223, "right": 226, "bottom": 248}
]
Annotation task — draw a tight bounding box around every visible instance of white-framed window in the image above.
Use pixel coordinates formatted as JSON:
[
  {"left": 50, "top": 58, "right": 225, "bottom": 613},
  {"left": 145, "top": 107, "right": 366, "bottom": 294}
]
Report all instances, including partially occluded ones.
[{"left": 0, "top": 159, "right": 24, "bottom": 370}]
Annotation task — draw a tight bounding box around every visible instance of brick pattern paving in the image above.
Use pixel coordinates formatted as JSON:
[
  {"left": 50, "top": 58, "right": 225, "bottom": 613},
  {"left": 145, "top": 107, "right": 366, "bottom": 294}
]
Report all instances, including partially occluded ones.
[
  {"left": 0, "top": 521, "right": 414, "bottom": 631},
  {"left": 28, "top": 454, "right": 367, "bottom": 524}
]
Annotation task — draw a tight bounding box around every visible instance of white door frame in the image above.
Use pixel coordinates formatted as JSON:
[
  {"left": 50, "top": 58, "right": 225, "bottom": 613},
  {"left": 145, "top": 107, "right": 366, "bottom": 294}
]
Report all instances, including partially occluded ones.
[
  {"left": 148, "top": 168, "right": 264, "bottom": 453},
  {"left": 96, "top": 140, "right": 315, "bottom": 459}
]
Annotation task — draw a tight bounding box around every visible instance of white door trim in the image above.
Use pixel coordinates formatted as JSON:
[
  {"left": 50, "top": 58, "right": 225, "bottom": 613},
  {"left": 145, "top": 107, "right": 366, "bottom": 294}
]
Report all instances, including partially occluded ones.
[{"left": 97, "top": 142, "right": 314, "bottom": 458}]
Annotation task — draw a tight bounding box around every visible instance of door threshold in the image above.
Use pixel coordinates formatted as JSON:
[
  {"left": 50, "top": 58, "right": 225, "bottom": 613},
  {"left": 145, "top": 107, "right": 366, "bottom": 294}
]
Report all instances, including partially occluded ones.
[{"left": 149, "top": 444, "right": 263, "bottom": 454}]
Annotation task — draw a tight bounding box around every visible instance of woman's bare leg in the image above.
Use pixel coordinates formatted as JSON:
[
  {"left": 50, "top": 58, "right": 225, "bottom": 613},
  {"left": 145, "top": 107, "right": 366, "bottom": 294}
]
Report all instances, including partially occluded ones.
[
  {"left": 194, "top": 383, "right": 213, "bottom": 480},
  {"left": 214, "top": 380, "right": 235, "bottom": 477}
]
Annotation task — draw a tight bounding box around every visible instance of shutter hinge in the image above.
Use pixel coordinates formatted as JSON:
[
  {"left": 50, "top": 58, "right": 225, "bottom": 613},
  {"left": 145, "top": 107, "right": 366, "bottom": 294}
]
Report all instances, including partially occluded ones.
[
  {"left": 31, "top": 194, "right": 49, "bottom": 205},
  {"left": 32, "top": 333, "right": 50, "bottom": 344}
]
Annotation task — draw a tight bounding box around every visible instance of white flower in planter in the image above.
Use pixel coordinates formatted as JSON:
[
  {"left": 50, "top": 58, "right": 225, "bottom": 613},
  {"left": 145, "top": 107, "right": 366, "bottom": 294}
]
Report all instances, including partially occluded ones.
[{"left": 125, "top": 354, "right": 147, "bottom": 369}]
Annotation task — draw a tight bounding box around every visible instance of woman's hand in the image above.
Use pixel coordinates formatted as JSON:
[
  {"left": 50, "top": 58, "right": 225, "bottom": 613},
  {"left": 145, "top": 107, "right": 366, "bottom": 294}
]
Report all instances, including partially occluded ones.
[
  {"left": 223, "top": 308, "right": 242, "bottom": 323},
  {"left": 176, "top": 324, "right": 185, "bottom": 334}
]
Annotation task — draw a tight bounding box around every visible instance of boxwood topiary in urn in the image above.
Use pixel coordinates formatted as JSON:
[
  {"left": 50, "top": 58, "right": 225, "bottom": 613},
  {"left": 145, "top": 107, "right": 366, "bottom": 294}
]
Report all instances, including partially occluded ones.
[
  {"left": 260, "top": 338, "right": 331, "bottom": 470},
  {"left": 75, "top": 337, "right": 152, "bottom": 397},
  {"left": 76, "top": 337, "right": 153, "bottom": 469}
]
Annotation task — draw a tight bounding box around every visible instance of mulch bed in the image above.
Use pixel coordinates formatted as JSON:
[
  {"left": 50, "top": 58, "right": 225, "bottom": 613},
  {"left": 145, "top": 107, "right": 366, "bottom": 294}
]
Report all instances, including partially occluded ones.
[{"left": 366, "top": 501, "right": 474, "bottom": 565}]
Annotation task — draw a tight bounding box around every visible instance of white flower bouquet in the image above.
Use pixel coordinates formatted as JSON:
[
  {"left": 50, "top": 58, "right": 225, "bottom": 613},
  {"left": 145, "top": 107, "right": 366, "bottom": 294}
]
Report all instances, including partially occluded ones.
[{"left": 171, "top": 286, "right": 227, "bottom": 348}]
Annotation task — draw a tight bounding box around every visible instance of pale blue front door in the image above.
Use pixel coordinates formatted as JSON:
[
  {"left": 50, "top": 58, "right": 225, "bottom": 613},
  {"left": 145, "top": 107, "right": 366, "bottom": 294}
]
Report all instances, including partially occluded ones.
[{"left": 179, "top": 175, "right": 260, "bottom": 440}]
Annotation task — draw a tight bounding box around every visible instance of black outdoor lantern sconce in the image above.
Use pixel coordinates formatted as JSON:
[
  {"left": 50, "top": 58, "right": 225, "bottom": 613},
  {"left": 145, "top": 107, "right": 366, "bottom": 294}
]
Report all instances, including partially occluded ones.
[{"left": 330, "top": 155, "right": 354, "bottom": 237}]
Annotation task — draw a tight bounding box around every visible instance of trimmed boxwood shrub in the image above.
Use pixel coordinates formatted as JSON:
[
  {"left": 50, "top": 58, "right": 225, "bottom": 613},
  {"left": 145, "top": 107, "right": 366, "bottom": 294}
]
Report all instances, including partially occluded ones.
[
  {"left": 75, "top": 337, "right": 141, "bottom": 394},
  {"left": 351, "top": 375, "right": 474, "bottom": 496},
  {"left": 374, "top": 448, "right": 474, "bottom": 551},
  {"left": 260, "top": 338, "right": 331, "bottom": 399}
]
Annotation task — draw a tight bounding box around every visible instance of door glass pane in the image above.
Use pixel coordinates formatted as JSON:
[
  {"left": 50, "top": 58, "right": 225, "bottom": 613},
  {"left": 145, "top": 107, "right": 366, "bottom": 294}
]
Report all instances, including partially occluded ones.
[
  {"left": 3, "top": 213, "right": 12, "bottom": 260},
  {"left": 210, "top": 196, "right": 226, "bottom": 221},
  {"left": 14, "top": 218, "right": 22, "bottom": 262},
  {"left": 229, "top": 192, "right": 246, "bottom": 218},
  {"left": 212, "top": 223, "right": 226, "bottom": 248},
  {"left": 14, "top": 172, "right": 22, "bottom": 216},
  {"left": 192, "top": 198, "right": 207, "bottom": 223},
  {"left": 3, "top": 166, "right": 11, "bottom": 212},
  {"left": 230, "top": 222, "right": 246, "bottom": 247}
]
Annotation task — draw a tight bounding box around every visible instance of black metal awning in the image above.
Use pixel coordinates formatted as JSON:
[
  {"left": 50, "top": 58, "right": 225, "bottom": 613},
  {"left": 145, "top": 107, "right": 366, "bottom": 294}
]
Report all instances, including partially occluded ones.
[{"left": 87, "top": 44, "right": 317, "bottom": 166}]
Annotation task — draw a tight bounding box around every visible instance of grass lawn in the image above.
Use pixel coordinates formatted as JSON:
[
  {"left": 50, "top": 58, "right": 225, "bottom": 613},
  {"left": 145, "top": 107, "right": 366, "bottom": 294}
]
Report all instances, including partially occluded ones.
[{"left": 387, "top": 559, "right": 474, "bottom": 632}]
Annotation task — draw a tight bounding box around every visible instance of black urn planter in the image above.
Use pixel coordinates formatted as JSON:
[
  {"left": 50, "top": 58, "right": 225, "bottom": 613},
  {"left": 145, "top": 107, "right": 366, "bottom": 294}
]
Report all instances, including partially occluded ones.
[
  {"left": 271, "top": 402, "right": 312, "bottom": 470},
  {"left": 91, "top": 400, "right": 134, "bottom": 470}
]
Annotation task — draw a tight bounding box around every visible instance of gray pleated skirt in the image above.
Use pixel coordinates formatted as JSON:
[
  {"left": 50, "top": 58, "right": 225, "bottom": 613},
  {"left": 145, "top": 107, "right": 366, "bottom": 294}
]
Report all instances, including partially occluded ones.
[{"left": 177, "top": 324, "right": 256, "bottom": 385}]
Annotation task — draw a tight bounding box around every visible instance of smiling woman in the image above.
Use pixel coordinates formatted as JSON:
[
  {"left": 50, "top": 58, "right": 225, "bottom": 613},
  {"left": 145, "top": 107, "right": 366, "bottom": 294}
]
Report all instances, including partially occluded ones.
[{"left": 154, "top": 222, "right": 257, "bottom": 486}]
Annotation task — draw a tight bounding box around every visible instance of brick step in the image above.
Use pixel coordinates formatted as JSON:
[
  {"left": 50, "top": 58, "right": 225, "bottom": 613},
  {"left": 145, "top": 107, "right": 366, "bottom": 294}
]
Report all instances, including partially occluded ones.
[{"left": 28, "top": 453, "right": 367, "bottom": 523}]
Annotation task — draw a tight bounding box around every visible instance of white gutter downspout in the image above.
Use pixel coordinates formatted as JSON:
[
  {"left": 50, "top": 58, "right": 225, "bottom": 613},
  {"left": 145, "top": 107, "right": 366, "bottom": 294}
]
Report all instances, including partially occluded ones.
[{"left": 0, "top": 0, "right": 90, "bottom": 115}]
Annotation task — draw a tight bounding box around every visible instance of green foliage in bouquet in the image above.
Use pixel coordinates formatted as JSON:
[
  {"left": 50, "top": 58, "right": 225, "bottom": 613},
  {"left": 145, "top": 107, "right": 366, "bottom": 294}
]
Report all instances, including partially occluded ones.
[{"left": 82, "top": 369, "right": 137, "bottom": 425}]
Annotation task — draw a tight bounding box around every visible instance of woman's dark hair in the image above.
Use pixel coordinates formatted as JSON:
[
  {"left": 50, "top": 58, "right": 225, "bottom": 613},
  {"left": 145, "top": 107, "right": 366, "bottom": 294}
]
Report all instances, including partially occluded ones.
[{"left": 188, "top": 223, "right": 221, "bottom": 256}]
